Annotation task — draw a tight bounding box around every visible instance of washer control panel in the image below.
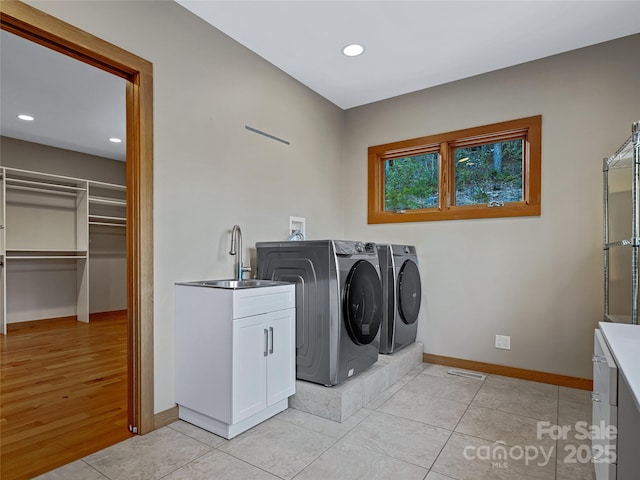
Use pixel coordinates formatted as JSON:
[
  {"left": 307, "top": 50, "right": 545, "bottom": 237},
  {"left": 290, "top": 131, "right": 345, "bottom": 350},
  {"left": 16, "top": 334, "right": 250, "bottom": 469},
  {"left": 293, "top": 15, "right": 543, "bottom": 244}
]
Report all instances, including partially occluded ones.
[
  {"left": 391, "top": 244, "right": 417, "bottom": 256},
  {"left": 334, "top": 240, "right": 378, "bottom": 256}
]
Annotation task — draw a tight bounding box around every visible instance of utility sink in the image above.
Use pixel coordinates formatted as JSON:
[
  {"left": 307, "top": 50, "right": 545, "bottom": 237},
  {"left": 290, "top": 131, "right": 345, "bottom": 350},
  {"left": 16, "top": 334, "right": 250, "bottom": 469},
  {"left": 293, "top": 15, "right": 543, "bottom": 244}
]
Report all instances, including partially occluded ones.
[{"left": 177, "top": 279, "right": 287, "bottom": 289}]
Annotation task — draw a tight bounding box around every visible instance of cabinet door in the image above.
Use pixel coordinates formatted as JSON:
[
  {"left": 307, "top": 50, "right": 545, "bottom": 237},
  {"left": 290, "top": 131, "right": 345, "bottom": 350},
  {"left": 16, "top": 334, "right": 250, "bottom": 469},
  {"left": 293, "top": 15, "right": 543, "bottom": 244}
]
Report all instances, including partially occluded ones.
[
  {"left": 266, "top": 309, "right": 296, "bottom": 407},
  {"left": 617, "top": 374, "right": 640, "bottom": 480},
  {"left": 232, "top": 315, "right": 267, "bottom": 423},
  {"left": 594, "top": 330, "right": 618, "bottom": 406},
  {"left": 593, "top": 330, "right": 618, "bottom": 480}
]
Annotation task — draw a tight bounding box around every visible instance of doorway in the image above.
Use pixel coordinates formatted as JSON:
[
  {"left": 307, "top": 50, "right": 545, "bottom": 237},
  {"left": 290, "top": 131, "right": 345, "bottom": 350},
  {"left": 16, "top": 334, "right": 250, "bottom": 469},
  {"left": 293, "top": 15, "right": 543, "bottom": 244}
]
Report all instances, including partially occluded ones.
[{"left": 0, "top": 1, "right": 153, "bottom": 477}]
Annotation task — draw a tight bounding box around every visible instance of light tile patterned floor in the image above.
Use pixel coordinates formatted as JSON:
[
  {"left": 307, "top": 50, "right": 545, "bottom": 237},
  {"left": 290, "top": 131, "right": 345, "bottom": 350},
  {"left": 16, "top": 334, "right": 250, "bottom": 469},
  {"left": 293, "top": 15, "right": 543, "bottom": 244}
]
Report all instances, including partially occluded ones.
[{"left": 35, "top": 364, "right": 596, "bottom": 480}]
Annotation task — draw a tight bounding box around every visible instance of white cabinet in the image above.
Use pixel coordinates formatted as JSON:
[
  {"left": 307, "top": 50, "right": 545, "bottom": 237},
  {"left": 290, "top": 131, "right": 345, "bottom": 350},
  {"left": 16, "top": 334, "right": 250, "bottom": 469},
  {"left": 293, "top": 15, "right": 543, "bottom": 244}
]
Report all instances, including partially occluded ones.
[
  {"left": 594, "top": 324, "right": 640, "bottom": 480},
  {"left": 175, "top": 282, "right": 295, "bottom": 439}
]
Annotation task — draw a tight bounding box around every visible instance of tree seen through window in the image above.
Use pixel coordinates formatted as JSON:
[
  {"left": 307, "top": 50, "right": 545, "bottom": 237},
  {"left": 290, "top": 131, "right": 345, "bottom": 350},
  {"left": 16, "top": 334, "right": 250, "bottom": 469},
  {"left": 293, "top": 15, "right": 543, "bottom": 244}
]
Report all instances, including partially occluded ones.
[
  {"left": 384, "top": 153, "right": 439, "bottom": 211},
  {"left": 454, "top": 139, "right": 523, "bottom": 206}
]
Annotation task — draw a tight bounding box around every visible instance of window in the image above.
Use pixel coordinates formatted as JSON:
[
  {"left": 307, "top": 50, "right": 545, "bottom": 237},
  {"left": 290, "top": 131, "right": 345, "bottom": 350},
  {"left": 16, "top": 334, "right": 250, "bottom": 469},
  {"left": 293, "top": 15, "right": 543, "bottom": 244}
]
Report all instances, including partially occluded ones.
[{"left": 368, "top": 116, "right": 541, "bottom": 223}]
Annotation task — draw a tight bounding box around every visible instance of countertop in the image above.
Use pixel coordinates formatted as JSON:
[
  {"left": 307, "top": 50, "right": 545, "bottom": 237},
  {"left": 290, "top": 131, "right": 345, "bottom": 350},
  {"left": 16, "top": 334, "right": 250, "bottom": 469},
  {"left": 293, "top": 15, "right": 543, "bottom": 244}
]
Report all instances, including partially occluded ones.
[{"left": 599, "top": 322, "right": 640, "bottom": 411}]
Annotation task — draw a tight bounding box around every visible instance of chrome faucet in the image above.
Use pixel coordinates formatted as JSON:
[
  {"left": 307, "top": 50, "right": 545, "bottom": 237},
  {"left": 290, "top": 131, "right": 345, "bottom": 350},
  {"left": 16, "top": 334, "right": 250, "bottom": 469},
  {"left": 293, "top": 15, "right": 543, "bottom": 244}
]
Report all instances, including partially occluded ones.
[{"left": 229, "top": 224, "right": 250, "bottom": 280}]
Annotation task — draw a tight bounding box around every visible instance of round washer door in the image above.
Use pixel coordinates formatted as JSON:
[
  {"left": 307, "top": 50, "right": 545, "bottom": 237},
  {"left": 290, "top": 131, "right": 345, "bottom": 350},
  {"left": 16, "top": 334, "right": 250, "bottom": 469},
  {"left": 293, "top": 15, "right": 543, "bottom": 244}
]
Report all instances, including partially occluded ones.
[
  {"left": 343, "top": 260, "right": 382, "bottom": 345},
  {"left": 397, "top": 259, "right": 421, "bottom": 325}
]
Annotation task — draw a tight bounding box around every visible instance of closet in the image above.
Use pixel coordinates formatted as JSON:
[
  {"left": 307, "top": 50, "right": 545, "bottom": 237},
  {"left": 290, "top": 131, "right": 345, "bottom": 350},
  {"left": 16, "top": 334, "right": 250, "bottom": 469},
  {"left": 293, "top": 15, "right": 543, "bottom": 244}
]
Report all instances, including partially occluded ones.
[{"left": 0, "top": 166, "right": 126, "bottom": 335}]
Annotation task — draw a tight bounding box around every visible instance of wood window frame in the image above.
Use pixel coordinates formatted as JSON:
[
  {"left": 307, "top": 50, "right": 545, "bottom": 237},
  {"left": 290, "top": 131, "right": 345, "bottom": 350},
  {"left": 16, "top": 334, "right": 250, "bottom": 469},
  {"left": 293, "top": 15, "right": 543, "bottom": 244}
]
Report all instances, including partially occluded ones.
[
  {"left": 368, "top": 115, "right": 541, "bottom": 223},
  {"left": 1, "top": 1, "right": 155, "bottom": 435}
]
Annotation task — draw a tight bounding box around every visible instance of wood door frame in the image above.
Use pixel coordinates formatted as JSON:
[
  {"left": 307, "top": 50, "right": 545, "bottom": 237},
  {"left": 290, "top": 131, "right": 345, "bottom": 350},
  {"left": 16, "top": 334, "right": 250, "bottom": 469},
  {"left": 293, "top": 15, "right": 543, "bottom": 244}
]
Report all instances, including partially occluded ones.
[{"left": 0, "top": 1, "right": 154, "bottom": 435}]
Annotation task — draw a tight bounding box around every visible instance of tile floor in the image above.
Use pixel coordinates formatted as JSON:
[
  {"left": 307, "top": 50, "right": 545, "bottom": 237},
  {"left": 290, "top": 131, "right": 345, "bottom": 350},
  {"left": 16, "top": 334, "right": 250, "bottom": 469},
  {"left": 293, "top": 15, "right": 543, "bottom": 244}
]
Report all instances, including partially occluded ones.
[{"left": 36, "top": 363, "right": 595, "bottom": 480}]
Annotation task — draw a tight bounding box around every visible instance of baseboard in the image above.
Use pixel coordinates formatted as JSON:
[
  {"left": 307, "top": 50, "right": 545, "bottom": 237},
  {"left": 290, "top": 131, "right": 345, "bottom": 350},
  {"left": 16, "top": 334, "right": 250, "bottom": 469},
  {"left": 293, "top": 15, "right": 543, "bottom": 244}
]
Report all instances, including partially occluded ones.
[
  {"left": 154, "top": 406, "right": 179, "bottom": 429},
  {"left": 6, "top": 310, "right": 127, "bottom": 331},
  {"left": 423, "top": 353, "right": 593, "bottom": 391},
  {"left": 89, "top": 310, "right": 127, "bottom": 321}
]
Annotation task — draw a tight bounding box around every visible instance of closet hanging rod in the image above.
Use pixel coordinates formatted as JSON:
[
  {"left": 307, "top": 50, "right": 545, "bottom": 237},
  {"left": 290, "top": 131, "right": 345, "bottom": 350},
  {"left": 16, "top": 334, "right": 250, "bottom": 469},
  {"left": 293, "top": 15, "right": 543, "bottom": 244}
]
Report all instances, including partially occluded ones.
[
  {"left": 88, "top": 196, "right": 126, "bottom": 206},
  {"left": 6, "top": 255, "right": 88, "bottom": 260},
  {"left": 6, "top": 249, "right": 87, "bottom": 253},
  {"left": 89, "top": 222, "right": 127, "bottom": 228},
  {"left": 6, "top": 177, "right": 86, "bottom": 191},
  {"left": 88, "top": 180, "right": 127, "bottom": 191},
  {"left": 5, "top": 166, "right": 88, "bottom": 186},
  {"left": 5, "top": 249, "right": 88, "bottom": 257},
  {"left": 89, "top": 215, "right": 126, "bottom": 222},
  {"left": 6, "top": 184, "right": 82, "bottom": 198},
  {"left": 7, "top": 184, "right": 85, "bottom": 198}
]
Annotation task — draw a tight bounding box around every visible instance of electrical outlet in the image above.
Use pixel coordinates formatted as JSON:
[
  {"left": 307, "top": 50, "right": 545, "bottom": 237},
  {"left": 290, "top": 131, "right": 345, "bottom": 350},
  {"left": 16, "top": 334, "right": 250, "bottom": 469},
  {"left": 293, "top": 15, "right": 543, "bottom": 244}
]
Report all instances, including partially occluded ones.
[{"left": 495, "top": 334, "right": 511, "bottom": 350}]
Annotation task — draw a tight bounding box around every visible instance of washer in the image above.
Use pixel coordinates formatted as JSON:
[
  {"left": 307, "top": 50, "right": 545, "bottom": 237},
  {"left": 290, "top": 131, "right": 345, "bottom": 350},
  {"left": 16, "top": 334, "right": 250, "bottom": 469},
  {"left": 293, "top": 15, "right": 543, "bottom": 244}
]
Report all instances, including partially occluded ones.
[
  {"left": 377, "top": 244, "right": 421, "bottom": 354},
  {"left": 256, "top": 240, "right": 382, "bottom": 386}
]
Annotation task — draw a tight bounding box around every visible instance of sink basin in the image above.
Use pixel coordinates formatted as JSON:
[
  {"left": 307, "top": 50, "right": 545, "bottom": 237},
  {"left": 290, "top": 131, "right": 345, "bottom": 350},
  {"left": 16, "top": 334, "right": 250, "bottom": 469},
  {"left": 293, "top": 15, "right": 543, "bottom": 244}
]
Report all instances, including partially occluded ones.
[{"left": 178, "top": 279, "right": 288, "bottom": 289}]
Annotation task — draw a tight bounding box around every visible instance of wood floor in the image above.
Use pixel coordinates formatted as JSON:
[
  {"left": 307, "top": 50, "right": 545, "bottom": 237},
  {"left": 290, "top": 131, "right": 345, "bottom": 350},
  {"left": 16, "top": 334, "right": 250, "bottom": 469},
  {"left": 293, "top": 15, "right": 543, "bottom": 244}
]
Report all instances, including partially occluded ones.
[{"left": 0, "top": 312, "right": 133, "bottom": 480}]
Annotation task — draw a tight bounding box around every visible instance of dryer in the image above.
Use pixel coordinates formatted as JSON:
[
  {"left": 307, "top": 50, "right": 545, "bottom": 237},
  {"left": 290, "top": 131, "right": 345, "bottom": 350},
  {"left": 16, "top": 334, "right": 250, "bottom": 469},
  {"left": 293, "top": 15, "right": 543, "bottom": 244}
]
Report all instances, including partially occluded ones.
[
  {"left": 377, "top": 244, "right": 421, "bottom": 354},
  {"left": 256, "top": 240, "right": 382, "bottom": 386}
]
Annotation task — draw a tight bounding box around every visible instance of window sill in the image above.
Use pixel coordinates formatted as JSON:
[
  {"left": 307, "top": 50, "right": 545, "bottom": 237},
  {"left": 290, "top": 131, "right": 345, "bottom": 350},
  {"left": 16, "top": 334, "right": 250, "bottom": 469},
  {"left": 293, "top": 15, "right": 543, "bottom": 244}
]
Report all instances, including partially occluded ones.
[{"left": 368, "top": 202, "right": 540, "bottom": 223}]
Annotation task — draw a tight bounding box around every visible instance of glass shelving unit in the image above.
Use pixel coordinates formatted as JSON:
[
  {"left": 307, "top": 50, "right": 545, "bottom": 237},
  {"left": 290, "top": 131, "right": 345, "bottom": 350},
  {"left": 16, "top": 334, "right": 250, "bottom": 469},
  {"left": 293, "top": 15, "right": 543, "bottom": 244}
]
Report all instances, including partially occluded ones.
[{"left": 603, "top": 121, "right": 640, "bottom": 324}]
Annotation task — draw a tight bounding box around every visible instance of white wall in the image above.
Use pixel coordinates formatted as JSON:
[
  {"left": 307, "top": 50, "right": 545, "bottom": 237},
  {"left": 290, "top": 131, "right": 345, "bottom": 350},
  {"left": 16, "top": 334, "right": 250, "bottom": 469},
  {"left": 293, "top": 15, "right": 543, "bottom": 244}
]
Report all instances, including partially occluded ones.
[
  {"left": 343, "top": 34, "right": 640, "bottom": 379},
  {"left": 25, "top": 0, "right": 345, "bottom": 413}
]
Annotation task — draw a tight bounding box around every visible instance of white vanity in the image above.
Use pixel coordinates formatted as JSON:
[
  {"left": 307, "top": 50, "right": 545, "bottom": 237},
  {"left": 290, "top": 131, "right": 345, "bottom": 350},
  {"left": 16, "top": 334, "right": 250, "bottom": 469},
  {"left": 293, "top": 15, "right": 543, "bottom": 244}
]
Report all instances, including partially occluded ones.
[
  {"left": 175, "top": 279, "right": 295, "bottom": 439},
  {"left": 593, "top": 322, "right": 640, "bottom": 480}
]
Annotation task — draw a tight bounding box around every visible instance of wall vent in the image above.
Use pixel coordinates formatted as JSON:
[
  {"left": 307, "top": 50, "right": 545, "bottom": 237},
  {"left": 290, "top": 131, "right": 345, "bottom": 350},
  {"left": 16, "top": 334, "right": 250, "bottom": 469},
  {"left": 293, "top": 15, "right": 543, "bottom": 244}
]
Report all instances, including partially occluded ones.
[{"left": 245, "top": 125, "right": 290, "bottom": 145}]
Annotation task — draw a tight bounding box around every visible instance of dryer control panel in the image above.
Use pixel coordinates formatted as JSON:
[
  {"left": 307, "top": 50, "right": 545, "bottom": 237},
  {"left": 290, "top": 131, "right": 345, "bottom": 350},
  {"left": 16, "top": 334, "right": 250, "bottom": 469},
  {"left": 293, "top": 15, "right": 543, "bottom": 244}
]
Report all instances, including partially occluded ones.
[{"left": 334, "top": 240, "right": 377, "bottom": 256}]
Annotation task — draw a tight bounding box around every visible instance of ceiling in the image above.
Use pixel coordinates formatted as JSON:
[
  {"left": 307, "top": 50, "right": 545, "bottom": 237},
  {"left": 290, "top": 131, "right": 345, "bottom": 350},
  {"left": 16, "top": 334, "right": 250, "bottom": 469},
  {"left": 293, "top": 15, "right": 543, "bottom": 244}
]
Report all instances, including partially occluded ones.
[
  {"left": 177, "top": 0, "right": 640, "bottom": 109},
  {"left": 0, "top": 29, "right": 126, "bottom": 161},
  {"left": 1, "top": 1, "right": 639, "bottom": 161}
]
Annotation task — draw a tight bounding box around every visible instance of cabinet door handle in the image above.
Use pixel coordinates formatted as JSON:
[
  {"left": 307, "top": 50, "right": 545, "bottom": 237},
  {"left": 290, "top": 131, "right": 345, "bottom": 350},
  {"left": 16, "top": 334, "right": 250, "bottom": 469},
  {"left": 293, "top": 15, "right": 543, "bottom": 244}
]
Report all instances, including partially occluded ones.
[
  {"left": 269, "top": 327, "right": 274, "bottom": 355},
  {"left": 592, "top": 354, "right": 607, "bottom": 363},
  {"left": 264, "top": 329, "right": 269, "bottom": 357},
  {"left": 591, "top": 392, "right": 601, "bottom": 402}
]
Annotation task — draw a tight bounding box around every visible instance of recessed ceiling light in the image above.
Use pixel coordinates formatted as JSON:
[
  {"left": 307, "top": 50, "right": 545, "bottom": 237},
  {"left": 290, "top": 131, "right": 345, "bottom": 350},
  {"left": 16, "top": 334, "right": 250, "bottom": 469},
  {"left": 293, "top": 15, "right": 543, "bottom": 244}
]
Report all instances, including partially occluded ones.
[
  {"left": 342, "top": 43, "right": 365, "bottom": 57},
  {"left": 17, "top": 114, "right": 34, "bottom": 121},
  {"left": 109, "top": 137, "right": 122, "bottom": 143}
]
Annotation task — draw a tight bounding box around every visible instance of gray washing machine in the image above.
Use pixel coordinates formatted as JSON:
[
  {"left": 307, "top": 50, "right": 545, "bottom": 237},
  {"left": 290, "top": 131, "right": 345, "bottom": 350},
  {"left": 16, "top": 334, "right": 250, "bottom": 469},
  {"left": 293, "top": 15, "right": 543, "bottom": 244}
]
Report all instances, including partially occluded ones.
[
  {"left": 377, "top": 244, "right": 421, "bottom": 354},
  {"left": 256, "top": 240, "right": 382, "bottom": 386}
]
